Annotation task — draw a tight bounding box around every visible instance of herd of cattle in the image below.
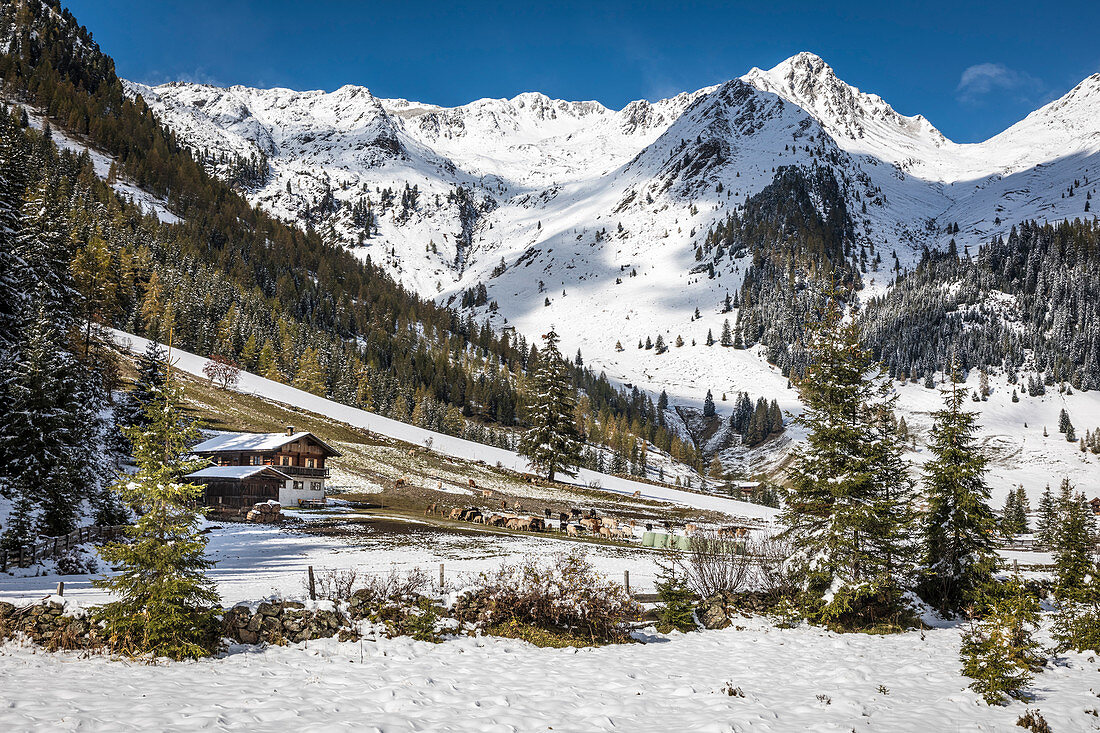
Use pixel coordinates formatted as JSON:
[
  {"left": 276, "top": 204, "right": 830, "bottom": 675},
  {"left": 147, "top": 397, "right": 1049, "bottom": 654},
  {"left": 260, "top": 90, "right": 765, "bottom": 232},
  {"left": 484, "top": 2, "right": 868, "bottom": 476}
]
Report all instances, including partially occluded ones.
[
  {"left": 414, "top": 478, "right": 755, "bottom": 543},
  {"left": 418, "top": 501, "right": 752, "bottom": 542},
  {"left": 425, "top": 502, "right": 644, "bottom": 540}
]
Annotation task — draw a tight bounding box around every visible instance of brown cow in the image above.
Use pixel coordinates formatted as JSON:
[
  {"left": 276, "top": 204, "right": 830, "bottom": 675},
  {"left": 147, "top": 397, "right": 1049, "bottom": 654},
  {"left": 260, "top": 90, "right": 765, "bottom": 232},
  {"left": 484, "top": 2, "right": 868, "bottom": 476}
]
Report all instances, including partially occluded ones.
[
  {"left": 566, "top": 524, "right": 580, "bottom": 537},
  {"left": 632, "top": 490, "right": 641, "bottom": 498},
  {"left": 394, "top": 477, "right": 407, "bottom": 488},
  {"left": 598, "top": 526, "right": 613, "bottom": 539}
]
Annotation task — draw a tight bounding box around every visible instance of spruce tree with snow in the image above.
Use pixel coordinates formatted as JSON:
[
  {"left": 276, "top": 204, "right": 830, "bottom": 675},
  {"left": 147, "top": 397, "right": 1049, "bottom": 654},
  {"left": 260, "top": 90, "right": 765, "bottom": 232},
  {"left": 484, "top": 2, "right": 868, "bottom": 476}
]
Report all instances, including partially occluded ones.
[
  {"left": 720, "top": 319, "right": 733, "bottom": 347},
  {"left": 1052, "top": 480, "right": 1097, "bottom": 600},
  {"left": 703, "top": 389, "right": 716, "bottom": 418},
  {"left": 517, "top": 328, "right": 583, "bottom": 482},
  {"left": 94, "top": 365, "right": 219, "bottom": 660},
  {"left": 1035, "top": 486, "right": 1057, "bottom": 546},
  {"left": 111, "top": 339, "right": 170, "bottom": 459},
  {"left": 0, "top": 302, "right": 101, "bottom": 546},
  {"left": 959, "top": 573, "right": 1042, "bottom": 705},
  {"left": 1000, "top": 490, "right": 1026, "bottom": 536},
  {"left": 920, "top": 364, "right": 998, "bottom": 614},
  {"left": 1058, "top": 408, "right": 1071, "bottom": 434},
  {"left": 0, "top": 107, "right": 28, "bottom": 352},
  {"left": 779, "top": 298, "right": 917, "bottom": 628},
  {"left": 1015, "top": 486, "right": 1030, "bottom": 528}
]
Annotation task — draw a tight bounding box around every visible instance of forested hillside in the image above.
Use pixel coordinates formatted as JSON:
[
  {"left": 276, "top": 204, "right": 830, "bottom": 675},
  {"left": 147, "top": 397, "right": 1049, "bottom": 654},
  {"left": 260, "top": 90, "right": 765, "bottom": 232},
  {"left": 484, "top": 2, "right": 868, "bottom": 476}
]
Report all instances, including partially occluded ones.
[
  {"left": 865, "top": 219, "right": 1100, "bottom": 391},
  {"left": 0, "top": 0, "right": 700, "bottom": 549}
]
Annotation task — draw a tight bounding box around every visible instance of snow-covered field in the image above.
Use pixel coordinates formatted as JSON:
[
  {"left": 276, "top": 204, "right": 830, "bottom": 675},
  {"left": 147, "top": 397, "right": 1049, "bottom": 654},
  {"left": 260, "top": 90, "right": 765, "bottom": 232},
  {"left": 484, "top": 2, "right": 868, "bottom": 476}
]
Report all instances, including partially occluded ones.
[
  {"left": 2, "top": 612, "right": 1098, "bottom": 731},
  {"left": 0, "top": 514, "right": 670, "bottom": 606},
  {"left": 1, "top": 498, "right": 1094, "bottom": 731}
]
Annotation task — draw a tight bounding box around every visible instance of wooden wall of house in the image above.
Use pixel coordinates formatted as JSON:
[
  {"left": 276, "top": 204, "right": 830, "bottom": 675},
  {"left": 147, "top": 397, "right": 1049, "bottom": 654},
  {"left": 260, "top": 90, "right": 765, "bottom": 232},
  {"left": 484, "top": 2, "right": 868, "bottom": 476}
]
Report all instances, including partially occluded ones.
[{"left": 201, "top": 478, "right": 281, "bottom": 509}]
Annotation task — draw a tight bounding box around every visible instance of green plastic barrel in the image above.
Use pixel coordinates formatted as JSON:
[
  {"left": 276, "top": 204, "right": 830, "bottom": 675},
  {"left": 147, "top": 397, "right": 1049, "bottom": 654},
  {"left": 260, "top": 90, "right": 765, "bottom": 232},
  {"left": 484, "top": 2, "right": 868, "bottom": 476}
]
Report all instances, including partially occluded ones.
[
  {"left": 642, "top": 531, "right": 655, "bottom": 547},
  {"left": 674, "top": 535, "right": 692, "bottom": 551},
  {"left": 652, "top": 533, "right": 669, "bottom": 549}
]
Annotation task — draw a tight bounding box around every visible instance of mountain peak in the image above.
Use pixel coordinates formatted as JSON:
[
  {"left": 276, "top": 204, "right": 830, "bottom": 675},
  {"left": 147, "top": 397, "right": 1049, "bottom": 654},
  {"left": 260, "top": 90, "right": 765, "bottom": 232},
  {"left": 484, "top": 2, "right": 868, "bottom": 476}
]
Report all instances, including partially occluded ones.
[{"left": 743, "top": 52, "right": 949, "bottom": 153}]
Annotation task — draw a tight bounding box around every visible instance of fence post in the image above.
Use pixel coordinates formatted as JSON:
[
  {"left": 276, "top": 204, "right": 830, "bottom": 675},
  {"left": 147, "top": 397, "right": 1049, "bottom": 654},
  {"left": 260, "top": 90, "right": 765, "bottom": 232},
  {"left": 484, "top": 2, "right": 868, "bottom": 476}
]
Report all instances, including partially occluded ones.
[
  {"left": 439, "top": 563, "right": 445, "bottom": 589},
  {"left": 624, "top": 570, "right": 630, "bottom": 596},
  {"left": 19, "top": 545, "right": 25, "bottom": 568},
  {"left": 307, "top": 565, "right": 317, "bottom": 601},
  {"left": 56, "top": 581, "right": 64, "bottom": 597}
]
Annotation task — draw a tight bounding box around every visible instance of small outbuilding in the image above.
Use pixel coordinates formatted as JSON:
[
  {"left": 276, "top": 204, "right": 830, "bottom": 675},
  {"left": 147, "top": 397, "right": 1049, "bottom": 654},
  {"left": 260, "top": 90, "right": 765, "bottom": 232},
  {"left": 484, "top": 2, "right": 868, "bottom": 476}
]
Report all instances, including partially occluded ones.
[{"left": 184, "top": 465, "right": 292, "bottom": 509}]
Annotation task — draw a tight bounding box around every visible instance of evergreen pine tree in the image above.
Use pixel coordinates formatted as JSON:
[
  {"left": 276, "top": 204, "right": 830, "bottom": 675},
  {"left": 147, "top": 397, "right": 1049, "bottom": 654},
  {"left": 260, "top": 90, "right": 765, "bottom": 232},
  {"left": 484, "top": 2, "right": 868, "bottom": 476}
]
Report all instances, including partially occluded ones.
[
  {"left": 703, "top": 390, "right": 716, "bottom": 418},
  {"left": 112, "top": 339, "right": 169, "bottom": 459},
  {"left": 1014, "top": 485, "right": 1030, "bottom": 532},
  {"left": 0, "top": 107, "right": 28, "bottom": 352},
  {"left": 780, "top": 298, "right": 917, "bottom": 628},
  {"left": 655, "top": 571, "right": 697, "bottom": 633},
  {"left": 959, "top": 574, "right": 1042, "bottom": 705},
  {"left": 517, "top": 328, "right": 584, "bottom": 481},
  {"left": 1052, "top": 480, "right": 1097, "bottom": 600},
  {"left": 94, "top": 364, "right": 219, "bottom": 660},
  {"left": 921, "top": 364, "right": 998, "bottom": 614},
  {"left": 1035, "top": 486, "right": 1057, "bottom": 546},
  {"left": 0, "top": 302, "right": 99, "bottom": 545}
]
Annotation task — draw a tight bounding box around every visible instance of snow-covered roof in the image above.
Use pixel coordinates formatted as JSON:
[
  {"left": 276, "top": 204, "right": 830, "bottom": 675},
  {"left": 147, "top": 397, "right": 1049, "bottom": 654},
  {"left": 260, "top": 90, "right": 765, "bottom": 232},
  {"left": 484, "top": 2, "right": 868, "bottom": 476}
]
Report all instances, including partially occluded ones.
[
  {"left": 191, "top": 431, "right": 342, "bottom": 457},
  {"left": 185, "top": 465, "right": 291, "bottom": 481}
]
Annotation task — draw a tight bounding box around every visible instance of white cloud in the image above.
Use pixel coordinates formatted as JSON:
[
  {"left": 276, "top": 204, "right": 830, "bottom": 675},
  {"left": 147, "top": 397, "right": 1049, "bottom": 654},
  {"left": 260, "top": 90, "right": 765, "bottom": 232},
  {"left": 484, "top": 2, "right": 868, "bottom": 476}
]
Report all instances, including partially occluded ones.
[{"left": 956, "top": 63, "right": 1043, "bottom": 104}]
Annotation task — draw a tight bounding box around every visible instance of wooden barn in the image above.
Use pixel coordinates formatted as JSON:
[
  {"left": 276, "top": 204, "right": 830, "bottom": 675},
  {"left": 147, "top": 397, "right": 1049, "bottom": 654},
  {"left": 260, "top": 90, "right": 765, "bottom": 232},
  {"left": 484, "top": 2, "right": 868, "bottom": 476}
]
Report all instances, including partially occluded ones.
[
  {"left": 189, "top": 427, "right": 342, "bottom": 506},
  {"left": 185, "top": 465, "right": 291, "bottom": 509}
]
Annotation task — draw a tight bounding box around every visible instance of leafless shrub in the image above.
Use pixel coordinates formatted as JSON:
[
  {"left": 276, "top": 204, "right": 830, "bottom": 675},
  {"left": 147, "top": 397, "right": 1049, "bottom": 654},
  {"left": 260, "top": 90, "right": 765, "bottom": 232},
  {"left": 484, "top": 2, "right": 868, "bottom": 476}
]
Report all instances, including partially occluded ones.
[
  {"left": 359, "top": 567, "right": 434, "bottom": 602},
  {"left": 750, "top": 530, "right": 799, "bottom": 601},
  {"left": 459, "top": 549, "right": 640, "bottom": 642},
  {"left": 307, "top": 567, "right": 359, "bottom": 602},
  {"left": 669, "top": 528, "right": 752, "bottom": 598}
]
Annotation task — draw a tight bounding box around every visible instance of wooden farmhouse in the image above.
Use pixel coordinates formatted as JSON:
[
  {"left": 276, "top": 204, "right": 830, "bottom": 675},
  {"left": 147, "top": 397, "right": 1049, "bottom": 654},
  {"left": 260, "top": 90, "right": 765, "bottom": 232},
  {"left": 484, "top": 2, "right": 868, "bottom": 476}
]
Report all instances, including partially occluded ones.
[{"left": 188, "top": 427, "right": 341, "bottom": 507}]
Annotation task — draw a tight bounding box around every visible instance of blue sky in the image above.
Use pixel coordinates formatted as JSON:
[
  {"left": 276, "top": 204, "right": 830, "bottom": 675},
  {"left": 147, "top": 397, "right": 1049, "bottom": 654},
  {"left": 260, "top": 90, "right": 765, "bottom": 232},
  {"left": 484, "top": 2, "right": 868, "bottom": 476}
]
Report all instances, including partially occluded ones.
[{"left": 66, "top": 0, "right": 1100, "bottom": 142}]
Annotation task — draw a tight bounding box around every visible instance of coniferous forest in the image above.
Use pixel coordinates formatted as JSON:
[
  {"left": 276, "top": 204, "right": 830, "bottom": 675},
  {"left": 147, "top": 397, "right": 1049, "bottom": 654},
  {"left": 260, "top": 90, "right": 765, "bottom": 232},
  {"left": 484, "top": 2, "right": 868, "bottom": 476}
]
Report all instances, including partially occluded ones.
[{"left": 699, "top": 163, "right": 1100, "bottom": 391}]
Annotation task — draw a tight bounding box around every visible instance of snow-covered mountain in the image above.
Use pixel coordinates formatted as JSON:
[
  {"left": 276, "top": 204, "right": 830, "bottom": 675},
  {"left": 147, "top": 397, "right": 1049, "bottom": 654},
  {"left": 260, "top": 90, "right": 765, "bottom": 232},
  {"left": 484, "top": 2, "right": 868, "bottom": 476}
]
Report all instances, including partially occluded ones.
[
  {"left": 127, "top": 54, "right": 1100, "bottom": 495},
  {"left": 129, "top": 53, "right": 1100, "bottom": 300}
]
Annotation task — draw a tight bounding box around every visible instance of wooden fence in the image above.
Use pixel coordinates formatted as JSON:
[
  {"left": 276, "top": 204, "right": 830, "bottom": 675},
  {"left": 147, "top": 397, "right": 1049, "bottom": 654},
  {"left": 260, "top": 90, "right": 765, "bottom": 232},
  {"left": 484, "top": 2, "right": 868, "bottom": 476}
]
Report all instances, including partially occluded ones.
[{"left": 0, "top": 525, "right": 127, "bottom": 572}]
